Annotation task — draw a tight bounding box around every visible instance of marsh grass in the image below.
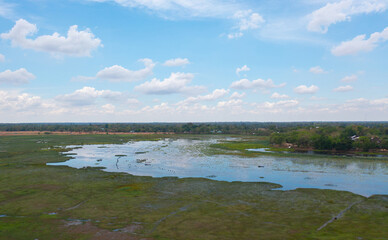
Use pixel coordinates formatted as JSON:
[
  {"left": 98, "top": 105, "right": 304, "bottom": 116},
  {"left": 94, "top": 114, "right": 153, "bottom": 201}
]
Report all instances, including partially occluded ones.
[{"left": 0, "top": 134, "right": 387, "bottom": 239}]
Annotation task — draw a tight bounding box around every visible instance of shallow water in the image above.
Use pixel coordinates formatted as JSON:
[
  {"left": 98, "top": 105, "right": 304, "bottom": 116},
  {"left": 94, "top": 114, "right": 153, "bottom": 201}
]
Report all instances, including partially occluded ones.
[{"left": 47, "top": 138, "right": 388, "bottom": 197}]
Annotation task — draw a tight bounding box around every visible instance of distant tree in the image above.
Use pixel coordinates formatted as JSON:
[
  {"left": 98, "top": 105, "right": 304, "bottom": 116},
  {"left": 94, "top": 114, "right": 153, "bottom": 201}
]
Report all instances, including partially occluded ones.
[
  {"left": 354, "top": 136, "right": 374, "bottom": 152},
  {"left": 312, "top": 134, "right": 333, "bottom": 150}
]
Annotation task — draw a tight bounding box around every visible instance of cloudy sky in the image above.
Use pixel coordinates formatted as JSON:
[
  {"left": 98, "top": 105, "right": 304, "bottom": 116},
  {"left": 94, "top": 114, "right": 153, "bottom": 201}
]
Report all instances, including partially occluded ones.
[{"left": 0, "top": 0, "right": 387, "bottom": 122}]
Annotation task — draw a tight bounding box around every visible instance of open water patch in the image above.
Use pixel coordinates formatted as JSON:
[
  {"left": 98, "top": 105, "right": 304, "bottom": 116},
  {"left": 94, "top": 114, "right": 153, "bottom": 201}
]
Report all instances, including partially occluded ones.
[{"left": 47, "top": 138, "right": 388, "bottom": 197}]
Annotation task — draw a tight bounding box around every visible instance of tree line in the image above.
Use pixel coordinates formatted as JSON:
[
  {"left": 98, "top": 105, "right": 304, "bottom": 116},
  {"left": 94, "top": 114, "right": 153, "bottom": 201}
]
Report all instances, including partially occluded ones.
[
  {"left": 270, "top": 125, "right": 388, "bottom": 152},
  {"left": 1, "top": 122, "right": 388, "bottom": 151}
]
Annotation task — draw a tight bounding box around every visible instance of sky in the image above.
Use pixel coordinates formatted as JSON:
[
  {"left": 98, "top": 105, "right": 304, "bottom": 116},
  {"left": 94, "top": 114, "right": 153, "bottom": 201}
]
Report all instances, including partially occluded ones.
[{"left": 0, "top": 0, "right": 387, "bottom": 122}]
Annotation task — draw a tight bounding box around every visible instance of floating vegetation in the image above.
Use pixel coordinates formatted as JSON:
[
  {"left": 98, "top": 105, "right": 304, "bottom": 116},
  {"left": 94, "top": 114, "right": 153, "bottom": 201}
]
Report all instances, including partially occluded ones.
[{"left": 135, "top": 151, "right": 148, "bottom": 154}]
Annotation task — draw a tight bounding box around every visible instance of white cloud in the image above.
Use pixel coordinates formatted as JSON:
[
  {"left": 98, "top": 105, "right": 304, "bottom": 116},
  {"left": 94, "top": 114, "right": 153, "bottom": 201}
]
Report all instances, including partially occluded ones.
[
  {"left": 371, "top": 98, "right": 388, "bottom": 105},
  {"left": 310, "top": 96, "right": 326, "bottom": 101},
  {"left": 217, "top": 99, "right": 243, "bottom": 108},
  {"left": 307, "top": 0, "right": 387, "bottom": 33},
  {"left": 233, "top": 10, "right": 265, "bottom": 31},
  {"left": 127, "top": 98, "right": 140, "bottom": 105},
  {"left": 261, "top": 100, "right": 299, "bottom": 109},
  {"left": 236, "top": 65, "right": 250, "bottom": 75},
  {"left": 227, "top": 32, "right": 243, "bottom": 39},
  {"left": 0, "top": 90, "right": 44, "bottom": 112},
  {"left": 55, "top": 87, "right": 122, "bottom": 106},
  {"left": 309, "top": 66, "right": 327, "bottom": 74},
  {"left": 230, "top": 91, "right": 246, "bottom": 99},
  {"left": 271, "top": 92, "right": 289, "bottom": 99},
  {"left": 340, "top": 97, "right": 388, "bottom": 112},
  {"left": 71, "top": 76, "right": 96, "bottom": 82},
  {"left": 294, "top": 85, "right": 319, "bottom": 94},
  {"left": 163, "top": 58, "right": 190, "bottom": 67},
  {"left": 1, "top": 19, "right": 102, "bottom": 57},
  {"left": 135, "top": 72, "right": 204, "bottom": 95},
  {"left": 0, "top": 53, "right": 4, "bottom": 62},
  {"left": 331, "top": 27, "right": 388, "bottom": 56},
  {"left": 333, "top": 85, "right": 354, "bottom": 92},
  {"left": 2, "top": 90, "right": 388, "bottom": 122},
  {"left": 0, "top": 68, "right": 35, "bottom": 84},
  {"left": 341, "top": 74, "right": 358, "bottom": 83},
  {"left": 178, "top": 88, "right": 229, "bottom": 105},
  {"left": 228, "top": 10, "right": 264, "bottom": 39},
  {"left": 230, "top": 78, "right": 286, "bottom": 90},
  {"left": 92, "top": 0, "right": 240, "bottom": 18},
  {"left": 102, "top": 103, "right": 115, "bottom": 113},
  {"left": 0, "top": 1, "right": 14, "bottom": 19},
  {"left": 96, "top": 59, "right": 155, "bottom": 82}
]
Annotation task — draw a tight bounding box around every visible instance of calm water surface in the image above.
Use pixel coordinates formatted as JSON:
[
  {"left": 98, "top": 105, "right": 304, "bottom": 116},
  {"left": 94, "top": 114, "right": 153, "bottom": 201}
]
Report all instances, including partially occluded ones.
[{"left": 47, "top": 138, "right": 388, "bottom": 197}]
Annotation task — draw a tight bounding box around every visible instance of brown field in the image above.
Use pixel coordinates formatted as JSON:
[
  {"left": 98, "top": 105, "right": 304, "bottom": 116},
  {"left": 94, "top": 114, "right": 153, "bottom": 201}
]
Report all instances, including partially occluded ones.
[{"left": 0, "top": 131, "right": 174, "bottom": 136}]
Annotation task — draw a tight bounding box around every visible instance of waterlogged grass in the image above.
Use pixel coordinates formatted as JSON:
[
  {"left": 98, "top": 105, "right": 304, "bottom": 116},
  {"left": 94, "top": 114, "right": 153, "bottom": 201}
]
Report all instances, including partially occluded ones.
[
  {"left": 0, "top": 134, "right": 387, "bottom": 239},
  {"left": 208, "top": 137, "right": 271, "bottom": 156},
  {"left": 209, "top": 136, "right": 388, "bottom": 160}
]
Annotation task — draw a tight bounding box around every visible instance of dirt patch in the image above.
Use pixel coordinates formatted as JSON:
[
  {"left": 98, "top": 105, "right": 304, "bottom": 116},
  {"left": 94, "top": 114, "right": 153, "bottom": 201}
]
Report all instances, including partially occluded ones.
[{"left": 63, "top": 221, "right": 151, "bottom": 240}]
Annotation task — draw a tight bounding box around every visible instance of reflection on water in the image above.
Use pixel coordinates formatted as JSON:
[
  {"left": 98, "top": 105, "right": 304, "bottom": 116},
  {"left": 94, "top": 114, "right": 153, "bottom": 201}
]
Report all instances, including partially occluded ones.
[{"left": 47, "top": 138, "right": 388, "bottom": 197}]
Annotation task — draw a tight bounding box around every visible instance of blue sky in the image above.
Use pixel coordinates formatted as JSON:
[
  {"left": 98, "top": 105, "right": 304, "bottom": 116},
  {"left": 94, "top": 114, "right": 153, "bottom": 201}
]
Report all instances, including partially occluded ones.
[{"left": 0, "top": 0, "right": 387, "bottom": 122}]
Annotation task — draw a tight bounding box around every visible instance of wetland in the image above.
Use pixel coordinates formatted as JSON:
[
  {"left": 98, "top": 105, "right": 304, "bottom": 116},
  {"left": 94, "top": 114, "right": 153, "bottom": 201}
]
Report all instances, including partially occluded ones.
[
  {"left": 1, "top": 134, "right": 387, "bottom": 239},
  {"left": 49, "top": 137, "right": 388, "bottom": 197}
]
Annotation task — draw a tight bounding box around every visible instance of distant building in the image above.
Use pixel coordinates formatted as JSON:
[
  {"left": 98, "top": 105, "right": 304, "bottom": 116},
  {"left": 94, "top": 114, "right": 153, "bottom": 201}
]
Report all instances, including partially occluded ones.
[{"left": 351, "top": 135, "right": 359, "bottom": 141}]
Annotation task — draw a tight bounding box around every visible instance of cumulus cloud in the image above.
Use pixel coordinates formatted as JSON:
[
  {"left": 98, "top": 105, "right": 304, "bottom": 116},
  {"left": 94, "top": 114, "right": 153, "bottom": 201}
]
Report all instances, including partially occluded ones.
[
  {"left": 163, "top": 58, "right": 190, "bottom": 67},
  {"left": 0, "top": 90, "right": 44, "bottom": 112},
  {"left": 230, "top": 78, "right": 286, "bottom": 90},
  {"left": 333, "top": 85, "right": 354, "bottom": 92},
  {"left": 127, "top": 98, "right": 140, "bottom": 105},
  {"left": 96, "top": 59, "right": 155, "bottom": 82},
  {"left": 309, "top": 66, "right": 327, "bottom": 74},
  {"left": 261, "top": 100, "right": 299, "bottom": 109},
  {"left": 101, "top": 103, "right": 115, "bottom": 114},
  {"left": 228, "top": 10, "right": 264, "bottom": 39},
  {"left": 236, "top": 65, "right": 250, "bottom": 75},
  {"left": 233, "top": 10, "right": 265, "bottom": 31},
  {"left": 217, "top": 99, "right": 243, "bottom": 108},
  {"left": 341, "top": 74, "right": 358, "bottom": 83},
  {"left": 55, "top": 87, "right": 122, "bottom": 106},
  {"left": 0, "top": 68, "right": 35, "bottom": 84},
  {"left": 1, "top": 19, "right": 102, "bottom": 57},
  {"left": 341, "top": 97, "right": 388, "bottom": 112},
  {"left": 294, "top": 85, "right": 319, "bottom": 94},
  {"left": 0, "top": 53, "right": 4, "bottom": 62},
  {"left": 331, "top": 27, "right": 388, "bottom": 56},
  {"left": 271, "top": 92, "right": 289, "bottom": 99},
  {"left": 135, "top": 72, "right": 204, "bottom": 95},
  {"left": 307, "top": 0, "right": 387, "bottom": 33},
  {"left": 230, "top": 92, "right": 246, "bottom": 99},
  {"left": 178, "top": 88, "right": 229, "bottom": 105}
]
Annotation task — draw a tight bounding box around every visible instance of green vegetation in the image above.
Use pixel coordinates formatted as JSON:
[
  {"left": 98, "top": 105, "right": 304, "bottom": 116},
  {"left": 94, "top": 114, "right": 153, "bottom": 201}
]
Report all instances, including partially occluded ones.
[
  {"left": 0, "top": 134, "right": 387, "bottom": 239},
  {"left": 209, "top": 137, "right": 269, "bottom": 152},
  {"left": 270, "top": 125, "right": 388, "bottom": 153},
  {"left": 1, "top": 121, "right": 387, "bottom": 136}
]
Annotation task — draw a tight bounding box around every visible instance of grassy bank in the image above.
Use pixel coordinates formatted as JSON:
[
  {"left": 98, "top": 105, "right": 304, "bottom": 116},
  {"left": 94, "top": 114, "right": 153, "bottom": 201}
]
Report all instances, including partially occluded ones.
[
  {"left": 209, "top": 136, "right": 388, "bottom": 160},
  {"left": 0, "top": 134, "right": 387, "bottom": 239}
]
